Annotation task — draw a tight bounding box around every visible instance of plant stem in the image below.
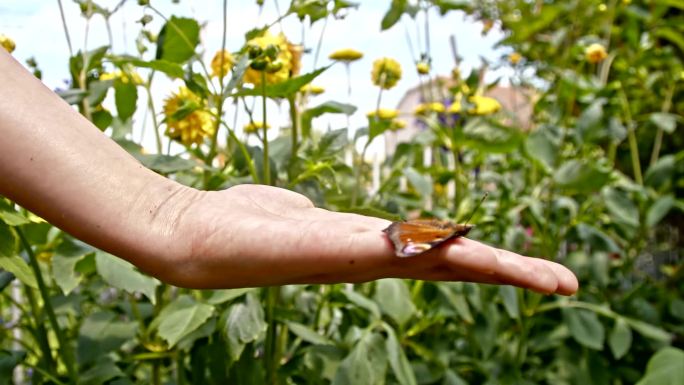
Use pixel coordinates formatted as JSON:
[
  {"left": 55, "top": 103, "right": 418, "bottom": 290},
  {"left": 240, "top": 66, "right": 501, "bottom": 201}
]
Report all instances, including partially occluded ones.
[
  {"left": 22, "top": 284, "right": 55, "bottom": 378},
  {"left": 261, "top": 72, "right": 271, "bottom": 185},
  {"left": 265, "top": 286, "right": 280, "bottom": 385},
  {"left": 649, "top": 85, "right": 674, "bottom": 166},
  {"left": 288, "top": 95, "right": 299, "bottom": 169},
  {"left": 207, "top": 0, "right": 229, "bottom": 165},
  {"left": 56, "top": 0, "right": 73, "bottom": 56},
  {"left": 17, "top": 229, "right": 77, "bottom": 384},
  {"left": 619, "top": 90, "right": 643, "bottom": 185},
  {"left": 145, "top": 71, "right": 163, "bottom": 154},
  {"left": 451, "top": 120, "right": 462, "bottom": 210}
]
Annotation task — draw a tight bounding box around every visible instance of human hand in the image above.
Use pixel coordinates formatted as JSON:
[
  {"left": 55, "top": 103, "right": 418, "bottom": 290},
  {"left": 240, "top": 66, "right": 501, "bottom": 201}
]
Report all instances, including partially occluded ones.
[{"left": 161, "top": 184, "right": 578, "bottom": 295}]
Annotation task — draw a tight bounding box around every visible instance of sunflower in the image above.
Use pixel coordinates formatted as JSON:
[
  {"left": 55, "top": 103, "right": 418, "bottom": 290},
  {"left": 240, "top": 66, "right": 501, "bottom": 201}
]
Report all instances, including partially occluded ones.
[{"left": 163, "top": 87, "right": 214, "bottom": 146}]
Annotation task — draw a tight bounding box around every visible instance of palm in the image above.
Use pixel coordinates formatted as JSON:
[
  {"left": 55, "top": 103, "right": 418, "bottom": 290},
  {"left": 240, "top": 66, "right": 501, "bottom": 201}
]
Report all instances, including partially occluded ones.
[{"left": 177, "top": 184, "right": 578, "bottom": 295}]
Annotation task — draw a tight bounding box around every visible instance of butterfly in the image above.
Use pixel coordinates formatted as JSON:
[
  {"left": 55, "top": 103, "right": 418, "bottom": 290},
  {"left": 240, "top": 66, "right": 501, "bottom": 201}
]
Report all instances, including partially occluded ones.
[{"left": 383, "top": 219, "right": 473, "bottom": 257}]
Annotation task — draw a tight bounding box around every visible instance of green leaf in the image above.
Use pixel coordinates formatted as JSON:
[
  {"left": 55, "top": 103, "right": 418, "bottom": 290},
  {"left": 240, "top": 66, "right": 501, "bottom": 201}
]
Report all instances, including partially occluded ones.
[
  {"left": 0, "top": 221, "right": 19, "bottom": 258},
  {"left": 52, "top": 238, "right": 96, "bottom": 294},
  {"left": 381, "top": 0, "right": 407, "bottom": 30},
  {"left": 576, "top": 99, "right": 606, "bottom": 143},
  {"left": 463, "top": 118, "right": 523, "bottom": 153},
  {"left": 206, "top": 288, "right": 255, "bottom": 305},
  {"left": 0, "top": 201, "right": 31, "bottom": 226},
  {"left": 555, "top": 159, "right": 611, "bottom": 193},
  {"left": 0, "top": 350, "right": 26, "bottom": 385},
  {"left": 302, "top": 101, "right": 357, "bottom": 138},
  {"left": 91, "top": 107, "right": 113, "bottom": 130},
  {"left": 437, "top": 283, "right": 473, "bottom": 323},
  {"left": 95, "top": 252, "right": 160, "bottom": 303},
  {"left": 80, "top": 356, "right": 125, "bottom": 385},
  {"left": 505, "top": 4, "right": 563, "bottom": 42},
  {"left": 333, "top": 332, "right": 387, "bottom": 385},
  {"left": 223, "top": 292, "right": 267, "bottom": 362},
  {"left": 653, "top": 27, "right": 684, "bottom": 58},
  {"left": 645, "top": 155, "right": 675, "bottom": 189},
  {"left": 135, "top": 153, "right": 201, "bottom": 174},
  {"left": 52, "top": 251, "right": 89, "bottom": 295},
  {"left": 623, "top": 318, "right": 671, "bottom": 342},
  {"left": 287, "top": 322, "right": 333, "bottom": 345},
  {"left": 563, "top": 308, "right": 605, "bottom": 350},
  {"left": 650, "top": 112, "right": 678, "bottom": 134},
  {"left": 443, "top": 369, "right": 469, "bottom": 385},
  {"left": 499, "top": 285, "right": 520, "bottom": 319},
  {"left": 57, "top": 89, "right": 89, "bottom": 105},
  {"left": 383, "top": 324, "right": 416, "bottom": 385},
  {"left": 602, "top": 188, "right": 639, "bottom": 228},
  {"left": 576, "top": 223, "right": 620, "bottom": 253},
  {"left": 156, "top": 296, "right": 214, "bottom": 348},
  {"left": 669, "top": 298, "right": 684, "bottom": 321},
  {"left": 525, "top": 128, "right": 558, "bottom": 170},
  {"left": 156, "top": 16, "right": 200, "bottom": 63},
  {"left": 77, "top": 311, "right": 137, "bottom": 366},
  {"left": 70, "top": 46, "right": 108, "bottom": 80},
  {"left": 405, "top": 167, "right": 433, "bottom": 197},
  {"left": 636, "top": 347, "right": 684, "bottom": 385},
  {"left": 0, "top": 256, "right": 37, "bottom": 289},
  {"left": 114, "top": 79, "right": 137, "bottom": 121},
  {"left": 112, "top": 56, "right": 184, "bottom": 78},
  {"left": 373, "top": 279, "right": 415, "bottom": 326},
  {"left": 233, "top": 66, "right": 330, "bottom": 99},
  {"left": 342, "top": 289, "right": 382, "bottom": 320},
  {"left": 316, "top": 128, "right": 350, "bottom": 158},
  {"left": 608, "top": 318, "right": 632, "bottom": 360},
  {"left": 647, "top": 195, "right": 675, "bottom": 227}
]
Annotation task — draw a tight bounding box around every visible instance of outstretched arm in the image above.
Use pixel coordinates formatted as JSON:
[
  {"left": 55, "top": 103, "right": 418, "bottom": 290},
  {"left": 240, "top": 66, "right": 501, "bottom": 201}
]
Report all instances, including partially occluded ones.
[{"left": 0, "top": 50, "right": 578, "bottom": 295}]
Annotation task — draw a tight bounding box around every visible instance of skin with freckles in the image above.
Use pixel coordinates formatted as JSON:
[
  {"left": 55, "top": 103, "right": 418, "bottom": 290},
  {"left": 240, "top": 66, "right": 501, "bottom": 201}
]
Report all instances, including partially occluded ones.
[{"left": 0, "top": 50, "right": 578, "bottom": 295}]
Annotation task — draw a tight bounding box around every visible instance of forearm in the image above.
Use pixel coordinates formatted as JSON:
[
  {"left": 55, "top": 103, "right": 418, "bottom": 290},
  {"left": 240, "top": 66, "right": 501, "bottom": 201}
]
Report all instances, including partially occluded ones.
[{"left": 0, "top": 50, "right": 195, "bottom": 279}]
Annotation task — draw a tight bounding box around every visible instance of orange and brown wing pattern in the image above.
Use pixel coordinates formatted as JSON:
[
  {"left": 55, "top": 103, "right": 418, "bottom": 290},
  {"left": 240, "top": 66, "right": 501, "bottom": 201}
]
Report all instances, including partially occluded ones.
[{"left": 383, "top": 219, "right": 473, "bottom": 257}]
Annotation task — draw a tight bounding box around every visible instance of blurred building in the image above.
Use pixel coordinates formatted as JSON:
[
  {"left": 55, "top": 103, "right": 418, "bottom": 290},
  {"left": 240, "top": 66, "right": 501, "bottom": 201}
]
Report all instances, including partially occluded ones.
[{"left": 385, "top": 76, "right": 535, "bottom": 156}]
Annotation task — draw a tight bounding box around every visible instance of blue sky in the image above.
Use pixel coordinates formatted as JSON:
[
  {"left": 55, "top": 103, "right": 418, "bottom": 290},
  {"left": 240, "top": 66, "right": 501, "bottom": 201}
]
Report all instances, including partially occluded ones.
[{"left": 1, "top": 1, "right": 509, "bottom": 156}]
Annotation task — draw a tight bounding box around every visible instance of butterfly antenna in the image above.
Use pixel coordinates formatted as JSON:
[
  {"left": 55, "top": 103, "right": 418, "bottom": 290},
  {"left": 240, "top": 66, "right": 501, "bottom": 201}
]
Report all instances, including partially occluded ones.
[{"left": 462, "top": 192, "right": 488, "bottom": 225}]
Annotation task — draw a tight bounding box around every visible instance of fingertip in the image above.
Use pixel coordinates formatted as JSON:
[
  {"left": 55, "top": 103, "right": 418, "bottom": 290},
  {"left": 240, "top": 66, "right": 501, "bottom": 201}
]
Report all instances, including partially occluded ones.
[{"left": 548, "top": 261, "right": 579, "bottom": 296}]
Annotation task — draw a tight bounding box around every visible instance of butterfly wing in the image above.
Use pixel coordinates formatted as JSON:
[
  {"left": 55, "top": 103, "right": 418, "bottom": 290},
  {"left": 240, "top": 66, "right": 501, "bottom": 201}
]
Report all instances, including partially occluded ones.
[{"left": 383, "top": 220, "right": 473, "bottom": 257}]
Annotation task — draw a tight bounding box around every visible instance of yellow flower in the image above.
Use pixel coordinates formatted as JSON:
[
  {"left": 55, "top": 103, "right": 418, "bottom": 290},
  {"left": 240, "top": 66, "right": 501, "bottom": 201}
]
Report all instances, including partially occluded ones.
[
  {"left": 211, "top": 49, "right": 235, "bottom": 78},
  {"left": 163, "top": 87, "right": 214, "bottom": 146},
  {"left": 509, "top": 52, "right": 522, "bottom": 65},
  {"left": 414, "top": 102, "right": 445, "bottom": 116},
  {"left": 389, "top": 119, "right": 407, "bottom": 131},
  {"left": 371, "top": 57, "right": 402, "bottom": 90},
  {"left": 0, "top": 34, "right": 16, "bottom": 53},
  {"left": 329, "top": 48, "right": 363, "bottom": 62},
  {"left": 367, "top": 108, "right": 400, "bottom": 120},
  {"left": 448, "top": 101, "right": 462, "bottom": 113},
  {"left": 469, "top": 95, "right": 501, "bottom": 115},
  {"left": 244, "top": 31, "right": 295, "bottom": 86},
  {"left": 585, "top": 43, "right": 608, "bottom": 63},
  {"left": 416, "top": 61, "right": 430, "bottom": 75},
  {"left": 244, "top": 121, "right": 270, "bottom": 134},
  {"left": 100, "top": 69, "right": 144, "bottom": 85},
  {"left": 451, "top": 67, "right": 461, "bottom": 80},
  {"left": 597, "top": 3, "right": 607, "bottom": 12},
  {"left": 300, "top": 84, "right": 325, "bottom": 95}
]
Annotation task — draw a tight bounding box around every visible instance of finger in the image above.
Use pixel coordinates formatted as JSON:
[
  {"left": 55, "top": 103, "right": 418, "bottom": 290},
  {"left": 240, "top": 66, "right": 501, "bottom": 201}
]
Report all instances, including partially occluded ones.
[
  {"left": 544, "top": 260, "right": 579, "bottom": 295},
  {"left": 444, "top": 238, "right": 564, "bottom": 294}
]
